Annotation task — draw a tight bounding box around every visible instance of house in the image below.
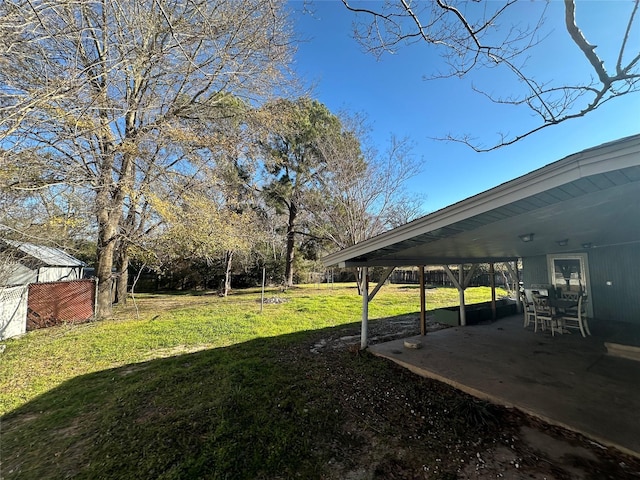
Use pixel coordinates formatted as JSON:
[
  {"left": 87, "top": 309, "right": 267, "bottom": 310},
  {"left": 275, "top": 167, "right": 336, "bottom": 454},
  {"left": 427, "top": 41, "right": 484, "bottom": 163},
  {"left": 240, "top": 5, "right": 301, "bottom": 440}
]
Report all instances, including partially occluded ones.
[
  {"left": 0, "top": 240, "right": 86, "bottom": 286},
  {"left": 322, "top": 134, "right": 640, "bottom": 347}
]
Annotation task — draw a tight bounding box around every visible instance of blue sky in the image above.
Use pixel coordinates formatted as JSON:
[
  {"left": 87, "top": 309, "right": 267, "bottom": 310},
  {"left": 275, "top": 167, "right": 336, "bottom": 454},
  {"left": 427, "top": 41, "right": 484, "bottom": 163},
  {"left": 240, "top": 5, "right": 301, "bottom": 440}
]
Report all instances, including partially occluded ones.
[{"left": 290, "top": 1, "right": 640, "bottom": 214}]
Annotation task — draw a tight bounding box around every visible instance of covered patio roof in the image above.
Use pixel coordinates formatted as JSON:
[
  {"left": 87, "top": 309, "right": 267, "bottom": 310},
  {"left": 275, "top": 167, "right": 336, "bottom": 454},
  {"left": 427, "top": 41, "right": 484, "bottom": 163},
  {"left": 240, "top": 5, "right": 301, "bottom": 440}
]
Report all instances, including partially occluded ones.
[{"left": 322, "top": 134, "right": 640, "bottom": 268}]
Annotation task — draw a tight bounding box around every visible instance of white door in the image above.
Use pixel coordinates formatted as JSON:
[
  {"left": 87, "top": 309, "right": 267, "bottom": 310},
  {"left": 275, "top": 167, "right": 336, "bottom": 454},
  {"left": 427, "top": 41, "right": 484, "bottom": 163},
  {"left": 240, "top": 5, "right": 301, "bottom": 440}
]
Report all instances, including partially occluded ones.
[{"left": 547, "top": 253, "right": 592, "bottom": 317}]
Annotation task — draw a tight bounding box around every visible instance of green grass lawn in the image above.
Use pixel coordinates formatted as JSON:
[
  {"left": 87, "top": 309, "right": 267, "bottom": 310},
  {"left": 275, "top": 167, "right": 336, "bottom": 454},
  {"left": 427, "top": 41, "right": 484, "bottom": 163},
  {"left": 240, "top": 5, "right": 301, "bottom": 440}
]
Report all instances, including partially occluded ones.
[
  {"left": 0, "top": 284, "right": 521, "bottom": 479},
  {"left": 0, "top": 283, "right": 506, "bottom": 416}
]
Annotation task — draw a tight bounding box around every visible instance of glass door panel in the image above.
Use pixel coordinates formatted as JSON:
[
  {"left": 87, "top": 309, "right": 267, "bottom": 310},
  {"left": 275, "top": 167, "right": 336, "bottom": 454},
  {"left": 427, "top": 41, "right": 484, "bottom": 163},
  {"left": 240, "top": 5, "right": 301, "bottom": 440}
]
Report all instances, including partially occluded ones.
[{"left": 547, "top": 253, "right": 592, "bottom": 316}]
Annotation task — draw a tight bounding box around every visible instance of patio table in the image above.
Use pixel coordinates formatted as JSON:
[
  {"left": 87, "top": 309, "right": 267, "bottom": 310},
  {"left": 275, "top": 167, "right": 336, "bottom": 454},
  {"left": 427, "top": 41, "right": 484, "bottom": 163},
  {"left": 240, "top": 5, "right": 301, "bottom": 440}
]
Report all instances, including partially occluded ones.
[
  {"left": 548, "top": 299, "right": 579, "bottom": 334},
  {"left": 549, "top": 298, "right": 578, "bottom": 312}
]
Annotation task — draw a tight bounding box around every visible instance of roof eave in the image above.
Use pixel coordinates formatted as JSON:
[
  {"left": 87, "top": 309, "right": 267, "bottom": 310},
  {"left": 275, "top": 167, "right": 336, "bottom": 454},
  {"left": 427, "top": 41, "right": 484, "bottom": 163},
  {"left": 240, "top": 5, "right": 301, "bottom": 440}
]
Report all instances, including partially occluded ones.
[{"left": 322, "top": 134, "right": 640, "bottom": 267}]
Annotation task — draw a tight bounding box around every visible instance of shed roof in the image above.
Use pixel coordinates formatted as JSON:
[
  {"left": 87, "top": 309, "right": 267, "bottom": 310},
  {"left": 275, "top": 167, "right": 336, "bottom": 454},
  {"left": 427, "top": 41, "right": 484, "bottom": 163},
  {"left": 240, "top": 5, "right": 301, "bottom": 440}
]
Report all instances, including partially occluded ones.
[
  {"left": 3, "top": 240, "right": 86, "bottom": 267},
  {"left": 322, "top": 134, "right": 640, "bottom": 268}
]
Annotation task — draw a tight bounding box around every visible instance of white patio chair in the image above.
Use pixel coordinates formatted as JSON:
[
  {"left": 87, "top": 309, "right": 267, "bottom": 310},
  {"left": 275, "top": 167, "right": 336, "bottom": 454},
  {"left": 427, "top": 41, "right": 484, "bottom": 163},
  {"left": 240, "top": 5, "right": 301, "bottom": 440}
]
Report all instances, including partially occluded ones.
[
  {"left": 532, "top": 295, "right": 562, "bottom": 335},
  {"left": 560, "top": 291, "right": 580, "bottom": 301},
  {"left": 561, "top": 295, "right": 591, "bottom": 337},
  {"left": 521, "top": 290, "right": 536, "bottom": 329}
]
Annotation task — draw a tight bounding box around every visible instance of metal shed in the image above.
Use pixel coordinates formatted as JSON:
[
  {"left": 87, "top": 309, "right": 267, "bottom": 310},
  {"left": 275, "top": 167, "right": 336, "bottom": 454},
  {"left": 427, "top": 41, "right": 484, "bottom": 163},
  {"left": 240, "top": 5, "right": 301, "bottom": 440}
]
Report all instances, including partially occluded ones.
[{"left": 1, "top": 240, "right": 86, "bottom": 286}]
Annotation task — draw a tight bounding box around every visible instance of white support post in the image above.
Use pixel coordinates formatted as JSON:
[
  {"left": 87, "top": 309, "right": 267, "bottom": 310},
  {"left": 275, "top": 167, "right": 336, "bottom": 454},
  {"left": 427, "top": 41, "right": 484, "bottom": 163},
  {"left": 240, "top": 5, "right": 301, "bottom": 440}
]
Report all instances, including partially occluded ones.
[
  {"left": 507, "top": 261, "right": 522, "bottom": 312},
  {"left": 443, "top": 265, "right": 459, "bottom": 288},
  {"left": 462, "top": 264, "right": 479, "bottom": 289},
  {"left": 419, "top": 265, "right": 426, "bottom": 335},
  {"left": 443, "top": 264, "right": 470, "bottom": 326},
  {"left": 490, "top": 263, "right": 496, "bottom": 320},
  {"left": 368, "top": 266, "right": 395, "bottom": 302},
  {"left": 515, "top": 260, "right": 522, "bottom": 311},
  {"left": 458, "top": 264, "right": 466, "bottom": 326},
  {"left": 504, "top": 262, "right": 517, "bottom": 292},
  {"left": 361, "top": 266, "right": 369, "bottom": 350}
]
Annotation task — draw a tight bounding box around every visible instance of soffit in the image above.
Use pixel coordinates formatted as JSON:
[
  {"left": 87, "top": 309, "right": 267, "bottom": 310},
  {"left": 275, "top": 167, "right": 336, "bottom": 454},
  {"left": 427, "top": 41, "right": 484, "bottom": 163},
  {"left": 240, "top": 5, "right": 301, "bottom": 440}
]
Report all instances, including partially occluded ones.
[{"left": 322, "top": 135, "right": 640, "bottom": 268}]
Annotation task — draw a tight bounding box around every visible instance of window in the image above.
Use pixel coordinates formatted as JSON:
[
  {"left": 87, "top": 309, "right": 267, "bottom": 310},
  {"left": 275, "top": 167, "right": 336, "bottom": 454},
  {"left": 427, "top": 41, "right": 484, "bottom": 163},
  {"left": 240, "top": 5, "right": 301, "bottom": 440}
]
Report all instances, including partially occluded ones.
[{"left": 547, "top": 253, "right": 592, "bottom": 316}]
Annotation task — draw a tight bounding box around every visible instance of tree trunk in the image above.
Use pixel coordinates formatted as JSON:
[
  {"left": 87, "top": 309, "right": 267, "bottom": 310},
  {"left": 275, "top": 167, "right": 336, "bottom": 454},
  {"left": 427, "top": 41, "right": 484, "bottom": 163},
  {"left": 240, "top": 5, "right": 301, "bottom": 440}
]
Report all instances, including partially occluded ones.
[
  {"left": 223, "top": 250, "right": 234, "bottom": 297},
  {"left": 354, "top": 267, "right": 363, "bottom": 295},
  {"left": 284, "top": 203, "right": 297, "bottom": 288},
  {"left": 114, "top": 246, "right": 129, "bottom": 305},
  {"left": 95, "top": 214, "right": 118, "bottom": 319},
  {"left": 94, "top": 151, "right": 133, "bottom": 318},
  {"left": 114, "top": 193, "right": 140, "bottom": 305}
]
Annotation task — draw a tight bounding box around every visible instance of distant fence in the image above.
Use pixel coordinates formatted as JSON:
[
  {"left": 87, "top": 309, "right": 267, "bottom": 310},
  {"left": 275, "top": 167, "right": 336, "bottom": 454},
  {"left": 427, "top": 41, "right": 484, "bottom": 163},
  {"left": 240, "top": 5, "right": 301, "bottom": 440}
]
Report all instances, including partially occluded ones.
[
  {"left": 0, "top": 285, "right": 28, "bottom": 340},
  {"left": 27, "top": 279, "right": 96, "bottom": 330},
  {"left": 390, "top": 268, "right": 512, "bottom": 287}
]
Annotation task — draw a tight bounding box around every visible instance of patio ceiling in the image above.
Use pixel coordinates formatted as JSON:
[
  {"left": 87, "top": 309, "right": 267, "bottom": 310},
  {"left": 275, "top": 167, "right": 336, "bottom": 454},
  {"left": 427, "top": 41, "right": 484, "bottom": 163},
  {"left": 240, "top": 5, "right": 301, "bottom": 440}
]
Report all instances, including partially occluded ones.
[{"left": 322, "top": 134, "right": 640, "bottom": 268}]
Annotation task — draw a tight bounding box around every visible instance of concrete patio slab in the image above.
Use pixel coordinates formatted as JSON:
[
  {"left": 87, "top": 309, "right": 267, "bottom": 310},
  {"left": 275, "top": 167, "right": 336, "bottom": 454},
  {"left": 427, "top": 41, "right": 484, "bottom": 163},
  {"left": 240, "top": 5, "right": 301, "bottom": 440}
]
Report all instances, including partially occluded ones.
[{"left": 368, "top": 314, "right": 640, "bottom": 458}]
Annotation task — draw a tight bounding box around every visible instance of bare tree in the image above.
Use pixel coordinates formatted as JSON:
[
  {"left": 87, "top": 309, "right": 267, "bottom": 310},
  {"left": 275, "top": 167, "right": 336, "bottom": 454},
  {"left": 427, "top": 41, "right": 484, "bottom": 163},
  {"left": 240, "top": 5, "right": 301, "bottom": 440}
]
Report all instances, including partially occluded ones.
[
  {"left": 0, "top": 0, "right": 293, "bottom": 317},
  {"left": 341, "top": 0, "right": 640, "bottom": 151},
  {"left": 310, "top": 116, "right": 423, "bottom": 295},
  {"left": 0, "top": 159, "right": 94, "bottom": 258},
  {"left": 313, "top": 127, "right": 423, "bottom": 251}
]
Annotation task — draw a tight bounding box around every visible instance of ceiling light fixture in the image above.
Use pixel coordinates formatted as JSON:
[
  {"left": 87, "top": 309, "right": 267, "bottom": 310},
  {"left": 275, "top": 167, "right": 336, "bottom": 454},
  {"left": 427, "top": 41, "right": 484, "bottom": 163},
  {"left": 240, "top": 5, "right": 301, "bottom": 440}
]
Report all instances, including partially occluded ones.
[
  {"left": 582, "top": 242, "right": 592, "bottom": 249},
  {"left": 556, "top": 239, "right": 568, "bottom": 247},
  {"left": 519, "top": 233, "right": 534, "bottom": 243}
]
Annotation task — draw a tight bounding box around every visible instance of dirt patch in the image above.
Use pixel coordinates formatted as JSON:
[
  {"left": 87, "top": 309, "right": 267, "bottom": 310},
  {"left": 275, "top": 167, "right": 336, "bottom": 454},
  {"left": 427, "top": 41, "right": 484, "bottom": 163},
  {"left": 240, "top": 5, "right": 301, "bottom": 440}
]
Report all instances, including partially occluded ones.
[
  {"left": 1, "top": 412, "right": 41, "bottom": 431},
  {"left": 140, "top": 344, "right": 212, "bottom": 361},
  {"left": 260, "top": 296, "right": 289, "bottom": 304},
  {"left": 310, "top": 313, "right": 448, "bottom": 353},
  {"left": 300, "top": 314, "right": 640, "bottom": 480}
]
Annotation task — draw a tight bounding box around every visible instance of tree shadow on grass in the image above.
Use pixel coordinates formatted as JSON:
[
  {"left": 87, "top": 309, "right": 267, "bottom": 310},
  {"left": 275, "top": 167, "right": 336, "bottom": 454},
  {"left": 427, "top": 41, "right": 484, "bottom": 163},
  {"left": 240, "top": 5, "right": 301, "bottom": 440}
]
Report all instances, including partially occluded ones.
[
  {"left": 1, "top": 316, "right": 513, "bottom": 480},
  {"left": 3, "top": 332, "right": 333, "bottom": 479},
  {"left": 7, "top": 316, "right": 637, "bottom": 480}
]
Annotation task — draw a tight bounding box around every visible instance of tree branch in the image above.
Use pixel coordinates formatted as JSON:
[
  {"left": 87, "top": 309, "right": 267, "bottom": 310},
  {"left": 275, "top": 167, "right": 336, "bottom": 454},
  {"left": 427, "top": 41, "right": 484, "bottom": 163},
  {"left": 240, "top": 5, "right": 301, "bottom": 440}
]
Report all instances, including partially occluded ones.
[
  {"left": 340, "top": 0, "right": 640, "bottom": 151},
  {"left": 563, "top": 0, "right": 608, "bottom": 85}
]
